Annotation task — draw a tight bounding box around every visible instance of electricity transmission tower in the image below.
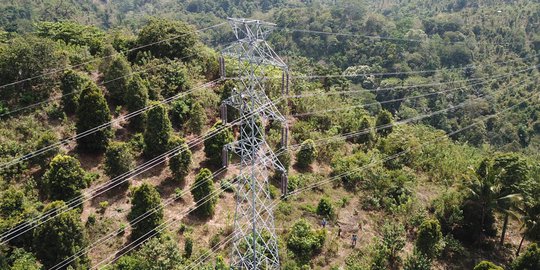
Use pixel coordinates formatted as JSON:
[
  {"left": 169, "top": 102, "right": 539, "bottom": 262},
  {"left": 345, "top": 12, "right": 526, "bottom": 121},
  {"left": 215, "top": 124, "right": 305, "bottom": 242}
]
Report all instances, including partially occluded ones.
[{"left": 220, "top": 18, "right": 289, "bottom": 269}]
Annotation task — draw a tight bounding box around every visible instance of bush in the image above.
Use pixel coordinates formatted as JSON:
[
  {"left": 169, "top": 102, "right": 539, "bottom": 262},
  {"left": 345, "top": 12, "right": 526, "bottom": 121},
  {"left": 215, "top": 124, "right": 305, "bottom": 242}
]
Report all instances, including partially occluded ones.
[
  {"left": 42, "top": 154, "right": 87, "bottom": 202},
  {"left": 511, "top": 243, "right": 539, "bottom": 270},
  {"left": 128, "top": 183, "right": 163, "bottom": 241},
  {"left": 184, "top": 236, "right": 193, "bottom": 258},
  {"left": 415, "top": 219, "right": 443, "bottom": 258},
  {"left": 316, "top": 197, "right": 335, "bottom": 219},
  {"left": 125, "top": 75, "right": 149, "bottom": 131},
  {"left": 144, "top": 103, "right": 172, "bottom": 158},
  {"left": 168, "top": 136, "right": 192, "bottom": 183},
  {"left": 403, "top": 251, "right": 432, "bottom": 270},
  {"left": 296, "top": 139, "right": 317, "bottom": 169},
  {"left": 473, "top": 261, "right": 504, "bottom": 270},
  {"left": 286, "top": 219, "right": 326, "bottom": 260},
  {"left": 190, "top": 168, "right": 217, "bottom": 218},
  {"left": 203, "top": 121, "right": 233, "bottom": 167},
  {"left": 76, "top": 82, "right": 112, "bottom": 152},
  {"left": 33, "top": 131, "right": 60, "bottom": 169},
  {"left": 356, "top": 116, "right": 376, "bottom": 146},
  {"left": 104, "top": 141, "right": 135, "bottom": 180},
  {"left": 34, "top": 201, "right": 88, "bottom": 269}
]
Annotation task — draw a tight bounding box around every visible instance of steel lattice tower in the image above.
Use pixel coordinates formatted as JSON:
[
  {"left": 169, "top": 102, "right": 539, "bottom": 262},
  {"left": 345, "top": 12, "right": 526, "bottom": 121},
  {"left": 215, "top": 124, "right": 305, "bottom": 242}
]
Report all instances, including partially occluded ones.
[{"left": 220, "top": 18, "right": 288, "bottom": 269}]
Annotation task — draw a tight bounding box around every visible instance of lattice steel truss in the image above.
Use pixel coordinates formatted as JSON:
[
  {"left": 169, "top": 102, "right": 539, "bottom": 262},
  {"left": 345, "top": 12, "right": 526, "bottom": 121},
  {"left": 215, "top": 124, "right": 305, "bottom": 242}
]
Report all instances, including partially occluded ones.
[{"left": 221, "top": 18, "right": 288, "bottom": 269}]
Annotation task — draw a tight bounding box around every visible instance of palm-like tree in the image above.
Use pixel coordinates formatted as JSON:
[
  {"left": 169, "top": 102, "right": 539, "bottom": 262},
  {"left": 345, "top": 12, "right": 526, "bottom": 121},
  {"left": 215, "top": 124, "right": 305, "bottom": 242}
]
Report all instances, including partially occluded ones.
[{"left": 465, "top": 165, "right": 522, "bottom": 243}]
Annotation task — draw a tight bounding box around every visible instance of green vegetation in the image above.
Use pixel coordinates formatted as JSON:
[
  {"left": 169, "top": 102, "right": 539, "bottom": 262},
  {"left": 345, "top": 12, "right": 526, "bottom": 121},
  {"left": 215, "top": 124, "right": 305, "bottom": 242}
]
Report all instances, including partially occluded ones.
[
  {"left": 128, "top": 183, "right": 164, "bottom": 241},
  {"left": 190, "top": 168, "right": 216, "bottom": 218},
  {"left": 1, "top": 1, "right": 540, "bottom": 269},
  {"left": 143, "top": 103, "right": 172, "bottom": 158},
  {"left": 42, "top": 154, "right": 86, "bottom": 202}
]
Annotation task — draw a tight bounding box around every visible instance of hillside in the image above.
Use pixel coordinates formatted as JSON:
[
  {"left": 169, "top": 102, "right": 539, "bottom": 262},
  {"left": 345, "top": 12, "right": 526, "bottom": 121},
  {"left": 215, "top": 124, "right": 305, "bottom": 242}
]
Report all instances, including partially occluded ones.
[{"left": 0, "top": 1, "right": 539, "bottom": 270}]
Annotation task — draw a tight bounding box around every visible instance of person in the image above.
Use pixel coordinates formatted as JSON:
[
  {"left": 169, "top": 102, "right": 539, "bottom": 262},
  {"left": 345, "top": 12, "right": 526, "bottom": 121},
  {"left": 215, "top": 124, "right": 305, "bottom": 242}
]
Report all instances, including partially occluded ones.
[
  {"left": 337, "top": 225, "right": 342, "bottom": 237},
  {"left": 351, "top": 234, "right": 358, "bottom": 247},
  {"left": 322, "top": 218, "right": 327, "bottom": 228}
]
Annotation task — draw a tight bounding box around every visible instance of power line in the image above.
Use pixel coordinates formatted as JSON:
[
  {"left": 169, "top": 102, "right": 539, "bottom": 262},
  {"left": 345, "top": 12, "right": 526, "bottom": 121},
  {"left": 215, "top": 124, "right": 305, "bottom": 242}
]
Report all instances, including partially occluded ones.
[
  {"left": 184, "top": 81, "right": 537, "bottom": 267},
  {"left": 0, "top": 95, "right": 281, "bottom": 245},
  {"left": 50, "top": 165, "right": 231, "bottom": 270},
  {"left": 0, "top": 22, "right": 227, "bottom": 91},
  {"left": 278, "top": 27, "right": 527, "bottom": 46}
]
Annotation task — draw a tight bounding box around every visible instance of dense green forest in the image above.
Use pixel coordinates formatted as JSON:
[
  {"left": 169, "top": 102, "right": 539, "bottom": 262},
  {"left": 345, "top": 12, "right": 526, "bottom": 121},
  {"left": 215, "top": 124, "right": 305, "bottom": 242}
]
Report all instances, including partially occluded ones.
[{"left": 0, "top": 0, "right": 539, "bottom": 269}]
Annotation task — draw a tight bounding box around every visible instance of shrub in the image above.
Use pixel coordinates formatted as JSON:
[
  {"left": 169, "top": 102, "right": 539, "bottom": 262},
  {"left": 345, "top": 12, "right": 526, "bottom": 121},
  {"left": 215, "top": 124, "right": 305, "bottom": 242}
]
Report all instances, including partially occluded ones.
[
  {"left": 403, "top": 251, "right": 432, "bottom": 270},
  {"left": 473, "top": 261, "right": 504, "bottom": 270},
  {"left": 190, "top": 168, "right": 217, "bottom": 218},
  {"left": 356, "top": 116, "right": 376, "bottom": 146},
  {"left": 203, "top": 121, "right": 233, "bottom": 167},
  {"left": 511, "top": 243, "right": 539, "bottom": 270},
  {"left": 316, "top": 197, "right": 335, "bottom": 219},
  {"left": 415, "top": 219, "right": 443, "bottom": 258},
  {"left": 104, "top": 141, "right": 135, "bottom": 180},
  {"left": 296, "top": 139, "right": 317, "bottom": 169},
  {"left": 33, "top": 131, "right": 60, "bottom": 169},
  {"left": 128, "top": 183, "right": 163, "bottom": 241},
  {"left": 286, "top": 219, "right": 326, "bottom": 260},
  {"left": 125, "top": 75, "right": 149, "bottom": 131},
  {"left": 184, "top": 237, "right": 193, "bottom": 258},
  {"left": 144, "top": 103, "right": 172, "bottom": 158},
  {"left": 168, "top": 136, "right": 192, "bottom": 183},
  {"left": 42, "top": 154, "right": 86, "bottom": 202},
  {"left": 76, "top": 82, "right": 112, "bottom": 152}
]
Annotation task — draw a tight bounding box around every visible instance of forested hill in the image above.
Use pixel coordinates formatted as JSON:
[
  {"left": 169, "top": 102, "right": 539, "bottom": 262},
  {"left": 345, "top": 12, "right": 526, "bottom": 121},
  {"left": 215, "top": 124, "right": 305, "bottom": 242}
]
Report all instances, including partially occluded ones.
[{"left": 0, "top": 0, "right": 539, "bottom": 270}]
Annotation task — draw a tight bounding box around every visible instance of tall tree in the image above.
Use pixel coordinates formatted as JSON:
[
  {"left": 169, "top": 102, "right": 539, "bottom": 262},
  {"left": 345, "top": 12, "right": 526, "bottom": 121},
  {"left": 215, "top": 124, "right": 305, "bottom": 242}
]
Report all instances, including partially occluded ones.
[
  {"left": 60, "top": 70, "right": 89, "bottom": 114},
  {"left": 135, "top": 19, "right": 198, "bottom": 60},
  {"left": 42, "top": 154, "right": 87, "bottom": 202},
  {"left": 125, "top": 75, "right": 149, "bottom": 131},
  {"left": 144, "top": 103, "right": 172, "bottom": 158},
  {"left": 33, "top": 201, "right": 88, "bottom": 269},
  {"left": 188, "top": 101, "right": 207, "bottom": 135},
  {"left": 104, "top": 55, "right": 132, "bottom": 103},
  {"left": 375, "top": 109, "right": 394, "bottom": 137},
  {"left": 76, "top": 82, "right": 112, "bottom": 152},
  {"left": 129, "top": 183, "right": 163, "bottom": 241},
  {"left": 190, "top": 168, "right": 216, "bottom": 218}
]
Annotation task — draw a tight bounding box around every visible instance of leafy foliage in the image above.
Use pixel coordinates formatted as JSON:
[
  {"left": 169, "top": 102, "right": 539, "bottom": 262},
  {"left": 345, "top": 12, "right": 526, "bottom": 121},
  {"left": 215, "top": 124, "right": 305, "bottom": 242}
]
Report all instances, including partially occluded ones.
[
  {"left": 286, "top": 219, "right": 326, "bottom": 261},
  {"left": 143, "top": 102, "right": 172, "bottom": 158},
  {"left": 415, "top": 219, "right": 443, "bottom": 258},
  {"left": 168, "top": 136, "right": 192, "bottom": 183},
  {"left": 128, "top": 183, "right": 163, "bottom": 241},
  {"left": 104, "top": 141, "right": 135, "bottom": 180},
  {"left": 473, "top": 261, "right": 504, "bottom": 270},
  {"left": 76, "top": 82, "right": 112, "bottom": 152},
  {"left": 42, "top": 154, "right": 86, "bottom": 202},
  {"left": 60, "top": 70, "right": 89, "bottom": 114},
  {"left": 104, "top": 55, "right": 132, "bottom": 103},
  {"left": 203, "top": 121, "right": 233, "bottom": 167},
  {"left": 296, "top": 139, "right": 317, "bottom": 169},
  {"left": 190, "top": 168, "right": 216, "bottom": 218},
  {"left": 33, "top": 201, "right": 88, "bottom": 269},
  {"left": 125, "top": 75, "right": 149, "bottom": 131},
  {"left": 134, "top": 19, "right": 198, "bottom": 60},
  {"left": 511, "top": 243, "right": 540, "bottom": 270}
]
